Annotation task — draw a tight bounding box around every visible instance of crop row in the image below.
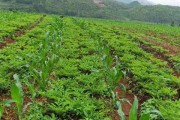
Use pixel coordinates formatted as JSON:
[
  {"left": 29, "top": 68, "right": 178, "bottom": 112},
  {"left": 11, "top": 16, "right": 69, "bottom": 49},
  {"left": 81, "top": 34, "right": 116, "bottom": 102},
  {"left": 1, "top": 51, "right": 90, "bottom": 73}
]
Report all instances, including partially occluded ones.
[
  {"left": 0, "top": 15, "right": 114, "bottom": 119},
  {"left": 0, "top": 12, "right": 179, "bottom": 119},
  {"left": 86, "top": 18, "right": 180, "bottom": 75},
  {"left": 0, "top": 11, "right": 41, "bottom": 41},
  {"left": 82, "top": 19, "right": 180, "bottom": 119}
]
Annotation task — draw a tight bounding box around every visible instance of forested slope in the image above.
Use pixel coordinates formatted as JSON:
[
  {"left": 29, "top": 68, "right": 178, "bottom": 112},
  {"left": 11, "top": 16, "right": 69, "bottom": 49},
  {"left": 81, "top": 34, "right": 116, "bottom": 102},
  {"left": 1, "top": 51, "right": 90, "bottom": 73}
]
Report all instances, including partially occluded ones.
[{"left": 0, "top": 0, "right": 180, "bottom": 25}]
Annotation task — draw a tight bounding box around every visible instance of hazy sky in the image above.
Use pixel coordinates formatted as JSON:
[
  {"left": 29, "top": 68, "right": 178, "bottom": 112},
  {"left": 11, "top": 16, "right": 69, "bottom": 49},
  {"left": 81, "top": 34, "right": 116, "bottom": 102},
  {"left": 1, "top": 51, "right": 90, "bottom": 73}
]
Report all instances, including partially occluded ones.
[{"left": 149, "top": 0, "right": 180, "bottom": 6}]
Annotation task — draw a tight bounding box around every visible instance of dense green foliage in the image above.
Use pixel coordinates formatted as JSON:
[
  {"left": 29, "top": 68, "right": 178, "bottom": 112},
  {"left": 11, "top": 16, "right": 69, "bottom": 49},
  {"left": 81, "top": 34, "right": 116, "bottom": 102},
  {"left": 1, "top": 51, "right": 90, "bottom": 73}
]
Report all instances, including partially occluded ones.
[
  {"left": 0, "top": 0, "right": 180, "bottom": 24},
  {"left": 0, "top": 11, "right": 179, "bottom": 120}
]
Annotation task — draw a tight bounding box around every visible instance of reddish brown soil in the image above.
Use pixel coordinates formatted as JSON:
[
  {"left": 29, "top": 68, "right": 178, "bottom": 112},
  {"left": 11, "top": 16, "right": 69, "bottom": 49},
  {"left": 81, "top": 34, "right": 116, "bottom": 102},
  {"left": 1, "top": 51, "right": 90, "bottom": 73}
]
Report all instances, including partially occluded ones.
[
  {"left": 27, "top": 16, "right": 45, "bottom": 30},
  {"left": 0, "top": 43, "right": 6, "bottom": 49},
  {"left": 0, "top": 95, "right": 17, "bottom": 120},
  {"left": 112, "top": 112, "right": 121, "bottom": 120},
  {"left": 112, "top": 78, "right": 151, "bottom": 120},
  {"left": 1, "top": 95, "right": 33, "bottom": 120},
  {"left": 139, "top": 40, "right": 180, "bottom": 77},
  {"left": 36, "top": 96, "right": 47, "bottom": 103},
  {"left": 4, "top": 38, "right": 15, "bottom": 43},
  {"left": 141, "top": 35, "right": 180, "bottom": 55},
  {"left": 15, "top": 31, "right": 25, "bottom": 37},
  {"left": 112, "top": 79, "right": 135, "bottom": 120},
  {"left": 114, "top": 89, "right": 134, "bottom": 119}
]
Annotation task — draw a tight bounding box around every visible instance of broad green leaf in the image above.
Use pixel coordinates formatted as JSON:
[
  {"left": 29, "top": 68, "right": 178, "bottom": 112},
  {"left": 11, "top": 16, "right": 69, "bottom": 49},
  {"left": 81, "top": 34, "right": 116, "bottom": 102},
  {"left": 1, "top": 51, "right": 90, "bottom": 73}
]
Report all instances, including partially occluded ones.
[
  {"left": 11, "top": 83, "right": 23, "bottom": 115},
  {"left": 121, "top": 98, "right": 131, "bottom": 106},
  {"left": 129, "top": 96, "right": 138, "bottom": 120},
  {"left": 140, "top": 113, "right": 150, "bottom": 120},
  {"left": 111, "top": 91, "right": 115, "bottom": 101},
  {"left": 116, "top": 101, "right": 125, "bottom": 120},
  {"left": 116, "top": 70, "right": 123, "bottom": 82},
  {"left": 119, "top": 84, "right": 126, "bottom": 95},
  {"left": 0, "top": 106, "right": 4, "bottom": 119}
]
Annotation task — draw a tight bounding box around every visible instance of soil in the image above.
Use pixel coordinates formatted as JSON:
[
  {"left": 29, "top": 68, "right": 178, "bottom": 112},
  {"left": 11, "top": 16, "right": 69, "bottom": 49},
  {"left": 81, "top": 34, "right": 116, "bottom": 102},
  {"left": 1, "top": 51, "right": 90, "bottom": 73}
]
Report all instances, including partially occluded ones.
[
  {"left": 112, "top": 79, "right": 134, "bottom": 120},
  {"left": 140, "top": 35, "right": 180, "bottom": 55},
  {"left": 36, "top": 96, "right": 47, "bottom": 103},
  {"left": 0, "top": 95, "right": 18, "bottom": 120},
  {"left": 0, "top": 43, "right": 6, "bottom": 49},
  {"left": 15, "top": 30, "right": 25, "bottom": 37},
  {"left": 111, "top": 77, "right": 151, "bottom": 120},
  {"left": 4, "top": 38, "right": 15, "bottom": 43},
  {"left": 139, "top": 40, "right": 180, "bottom": 77}
]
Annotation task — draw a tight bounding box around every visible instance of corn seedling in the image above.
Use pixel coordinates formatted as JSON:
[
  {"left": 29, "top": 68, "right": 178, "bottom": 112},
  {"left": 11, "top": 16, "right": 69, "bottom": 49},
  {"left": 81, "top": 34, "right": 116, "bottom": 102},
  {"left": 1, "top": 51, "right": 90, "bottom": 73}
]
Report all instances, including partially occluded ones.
[
  {"left": 25, "top": 80, "right": 36, "bottom": 102},
  {"left": 11, "top": 74, "right": 31, "bottom": 120},
  {"left": 30, "top": 17, "right": 63, "bottom": 90}
]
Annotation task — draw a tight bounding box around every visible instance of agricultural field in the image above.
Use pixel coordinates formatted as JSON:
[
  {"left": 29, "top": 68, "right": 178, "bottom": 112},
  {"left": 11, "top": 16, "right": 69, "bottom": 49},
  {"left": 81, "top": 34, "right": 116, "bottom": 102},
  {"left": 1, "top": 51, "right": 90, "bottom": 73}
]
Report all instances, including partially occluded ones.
[{"left": 0, "top": 11, "right": 179, "bottom": 120}]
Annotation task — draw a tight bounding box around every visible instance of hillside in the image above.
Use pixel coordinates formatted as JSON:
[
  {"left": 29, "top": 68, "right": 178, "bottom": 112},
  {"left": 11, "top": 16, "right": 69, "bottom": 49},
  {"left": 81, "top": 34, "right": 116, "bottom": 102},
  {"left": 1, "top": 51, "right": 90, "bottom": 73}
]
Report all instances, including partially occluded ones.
[
  {"left": 115, "top": 0, "right": 153, "bottom": 5},
  {"left": 0, "top": 0, "right": 180, "bottom": 24}
]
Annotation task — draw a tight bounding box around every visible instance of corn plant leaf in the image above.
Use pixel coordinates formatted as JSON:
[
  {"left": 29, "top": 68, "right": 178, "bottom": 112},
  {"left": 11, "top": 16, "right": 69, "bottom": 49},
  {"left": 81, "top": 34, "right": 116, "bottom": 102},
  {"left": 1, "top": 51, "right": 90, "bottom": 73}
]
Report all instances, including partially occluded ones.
[
  {"left": 119, "top": 84, "right": 126, "bottom": 95},
  {"left": 121, "top": 98, "right": 131, "bottom": 106},
  {"left": 116, "top": 101, "right": 125, "bottom": 120},
  {"left": 129, "top": 96, "right": 138, "bottom": 120},
  {"left": 115, "top": 70, "right": 123, "bottom": 82},
  {"left": 111, "top": 91, "right": 116, "bottom": 101},
  {"left": 13, "top": 74, "right": 19, "bottom": 81},
  {"left": 0, "top": 106, "right": 4, "bottom": 119},
  {"left": 11, "top": 84, "right": 23, "bottom": 111},
  {"left": 3, "top": 100, "right": 14, "bottom": 107},
  {"left": 11, "top": 75, "right": 23, "bottom": 117}
]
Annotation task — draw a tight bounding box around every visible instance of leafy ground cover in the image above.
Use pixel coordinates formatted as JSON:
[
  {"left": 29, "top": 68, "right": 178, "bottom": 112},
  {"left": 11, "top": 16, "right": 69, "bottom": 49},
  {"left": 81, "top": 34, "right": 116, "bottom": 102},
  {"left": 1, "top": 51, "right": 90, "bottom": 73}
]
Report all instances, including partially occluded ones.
[
  {"left": 87, "top": 19, "right": 180, "bottom": 77},
  {"left": 0, "top": 11, "right": 41, "bottom": 49},
  {"left": 0, "top": 11, "right": 180, "bottom": 120},
  {"left": 83, "top": 18, "right": 180, "bottom": 119}
]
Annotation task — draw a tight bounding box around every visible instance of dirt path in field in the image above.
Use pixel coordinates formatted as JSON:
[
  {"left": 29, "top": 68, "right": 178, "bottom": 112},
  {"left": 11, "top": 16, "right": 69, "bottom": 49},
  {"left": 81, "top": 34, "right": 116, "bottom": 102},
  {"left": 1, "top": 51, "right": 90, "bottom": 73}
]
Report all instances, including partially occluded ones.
[
  {"left": 112, "top": 78, "right": 150, "bottom": 120},
  {"left": 0, "top": 15, "right": 46, "bottom": 120},
  {"left": 0, "top": 15, "right": 46, "bottom": 49},
  {"left": 140, "top": 35, "right": 180, "bottom": 55},
  {"left": 112, "top": 79, "right": 134, "bottom": 120},
  {"left": 108, "top": 48, "right": 149, "bottom": 120},
  {"left": 138, "top": 37, "right": 180, "bottom": 77}
]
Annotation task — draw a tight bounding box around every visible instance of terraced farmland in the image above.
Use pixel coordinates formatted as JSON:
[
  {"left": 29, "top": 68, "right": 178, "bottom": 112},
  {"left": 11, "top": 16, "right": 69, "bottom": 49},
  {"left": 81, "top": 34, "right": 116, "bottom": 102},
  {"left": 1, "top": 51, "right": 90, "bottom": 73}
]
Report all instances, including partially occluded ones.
[{"left": 0, "top": 11, "right": 179, "bottom": 120}]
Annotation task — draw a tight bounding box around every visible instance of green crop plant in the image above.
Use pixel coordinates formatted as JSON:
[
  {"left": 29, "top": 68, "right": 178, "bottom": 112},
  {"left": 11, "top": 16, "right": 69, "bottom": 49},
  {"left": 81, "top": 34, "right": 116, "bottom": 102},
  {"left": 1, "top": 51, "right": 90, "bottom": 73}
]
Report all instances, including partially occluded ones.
[
  {"left": 11, "top": 74, "right": 31, "bottom": 120},
  {"left": 85, "top": 23, "right": 164, "bottom": 120},
  {"left": 24, "top": 80, "right": 36, "bottom": 102},
  {"left": 29, "top": 17, "right": 64, "bottom": 90},
  {"left": 30, "top": 54, "right": 59, "bottom": 90},
  {"left": 116, "top": 96, "right": 163, "bottom": 120}
]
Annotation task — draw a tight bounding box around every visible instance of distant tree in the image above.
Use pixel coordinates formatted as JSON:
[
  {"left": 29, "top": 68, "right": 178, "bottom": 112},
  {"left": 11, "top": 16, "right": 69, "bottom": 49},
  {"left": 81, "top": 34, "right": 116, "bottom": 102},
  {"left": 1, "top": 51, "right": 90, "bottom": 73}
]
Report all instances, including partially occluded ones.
[
  {"left": 171, "top": 21, "right": 175, "bottom": 27},
  {"left": 33, "top": 0, "right": 47, "bottom": 12},
  {"left": 16, "top": 0, "right": 32, "bottom": 4}
]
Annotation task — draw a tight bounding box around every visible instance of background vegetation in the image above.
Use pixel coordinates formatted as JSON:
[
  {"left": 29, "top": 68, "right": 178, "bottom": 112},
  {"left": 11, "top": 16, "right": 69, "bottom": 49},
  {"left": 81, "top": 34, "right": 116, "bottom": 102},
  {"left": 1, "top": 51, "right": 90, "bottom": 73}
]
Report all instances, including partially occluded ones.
[{"left": 0, "top": 0, "right": 180, "bottom": 24}]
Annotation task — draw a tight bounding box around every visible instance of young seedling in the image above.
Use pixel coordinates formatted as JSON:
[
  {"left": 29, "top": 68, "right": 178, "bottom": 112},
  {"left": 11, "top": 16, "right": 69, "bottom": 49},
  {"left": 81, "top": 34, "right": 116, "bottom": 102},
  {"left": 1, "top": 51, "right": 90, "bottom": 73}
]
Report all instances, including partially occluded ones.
[
  {"left": 11, "top": 74, "right": 24, "bottom": 120},
  {"left": 11, "top": 74, "right": 31, "bottom": 120}
]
